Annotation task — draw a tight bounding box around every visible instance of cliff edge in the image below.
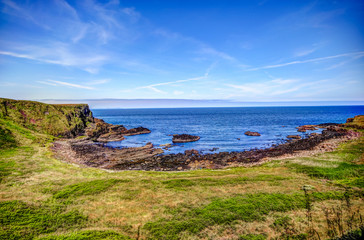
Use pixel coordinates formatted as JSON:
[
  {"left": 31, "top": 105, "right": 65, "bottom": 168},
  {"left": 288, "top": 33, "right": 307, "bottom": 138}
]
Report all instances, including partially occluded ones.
[{"left": 0, "top": 98, "right": 94, "bottom": 137}]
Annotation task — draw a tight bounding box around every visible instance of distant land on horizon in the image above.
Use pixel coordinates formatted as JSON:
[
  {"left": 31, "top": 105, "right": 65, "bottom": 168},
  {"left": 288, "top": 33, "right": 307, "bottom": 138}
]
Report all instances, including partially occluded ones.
[{"left": 37, "top": 99, "right": 364, "bottom": 109}]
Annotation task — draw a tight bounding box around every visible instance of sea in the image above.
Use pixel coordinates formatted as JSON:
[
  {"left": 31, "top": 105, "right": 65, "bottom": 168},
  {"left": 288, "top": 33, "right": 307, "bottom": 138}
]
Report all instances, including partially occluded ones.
[{"left": 92, "top": 106, "right": 364, "bottom": 154}]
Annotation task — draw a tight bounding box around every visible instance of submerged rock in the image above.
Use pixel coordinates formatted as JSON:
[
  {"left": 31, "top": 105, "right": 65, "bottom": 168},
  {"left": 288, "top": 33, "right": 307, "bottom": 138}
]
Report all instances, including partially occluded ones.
[
  {"left": 244, "top": 131, "right": 261, "bottom": 136},
  {"left": 172, "top": 134, "right": 200, "bottom": 143}
]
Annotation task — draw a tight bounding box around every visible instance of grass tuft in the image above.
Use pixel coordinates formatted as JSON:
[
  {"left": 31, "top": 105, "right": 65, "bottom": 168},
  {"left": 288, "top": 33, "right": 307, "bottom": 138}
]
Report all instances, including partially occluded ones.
[
  {"left": 0, "top": 125, "right": 17, "bottom": 148},
  {"left": 162, "top": 175, "right": 290, "bottom": 190},
  {"left": 53, "top": 179, "right": 125, "bottom": 200},
  {"left": 0, "top": 200, "right": 87, "bottom": 240},
  {"left": 239, "top": 234, "right": 267, "bottom": 240},
  {"left": 144, "top": 191, "right": 345, "bottom": 239},
  {"left": 289, "top": 162, "right": 364, "bottom": 181},
  {"left": 35, "top": 230, "right": 132, "bottom": 240}
]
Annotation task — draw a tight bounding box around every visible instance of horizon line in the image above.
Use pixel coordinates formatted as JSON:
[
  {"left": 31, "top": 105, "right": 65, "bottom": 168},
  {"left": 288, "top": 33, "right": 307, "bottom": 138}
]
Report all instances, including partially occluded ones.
[{"left": 33, "top": 98, "right": 364, "bottom": 109}]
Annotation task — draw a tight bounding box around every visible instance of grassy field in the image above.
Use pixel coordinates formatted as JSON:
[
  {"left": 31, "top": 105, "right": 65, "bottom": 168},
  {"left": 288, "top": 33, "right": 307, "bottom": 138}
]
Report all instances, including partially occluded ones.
[{"left": 0, "top": 117, "right": 363, "bottom": 239}]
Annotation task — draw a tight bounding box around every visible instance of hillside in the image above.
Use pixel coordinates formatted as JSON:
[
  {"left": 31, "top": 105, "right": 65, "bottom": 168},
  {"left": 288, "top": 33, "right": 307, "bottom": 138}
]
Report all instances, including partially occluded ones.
[
  {"left": 0, "top": 99, "right": 363, "bottom": 240},
  {"left": 0, "top": 98, "right": 93, "bottom": 138}
]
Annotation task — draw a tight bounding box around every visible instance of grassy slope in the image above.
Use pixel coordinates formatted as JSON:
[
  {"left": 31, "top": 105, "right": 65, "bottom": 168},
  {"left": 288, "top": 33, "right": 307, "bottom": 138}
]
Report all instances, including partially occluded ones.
[
  {"left": 0, "top": 114, "right": 363, "bottom": 239},
  {"left": 0, "top": 98, "right": 93, "bottom": 137}
]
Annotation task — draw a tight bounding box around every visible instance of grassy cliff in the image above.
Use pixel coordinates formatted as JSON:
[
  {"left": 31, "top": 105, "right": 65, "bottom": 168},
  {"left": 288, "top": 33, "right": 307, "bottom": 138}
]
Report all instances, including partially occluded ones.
[{"left": 0, "top": 98, "right": 93, "bottom": 137}]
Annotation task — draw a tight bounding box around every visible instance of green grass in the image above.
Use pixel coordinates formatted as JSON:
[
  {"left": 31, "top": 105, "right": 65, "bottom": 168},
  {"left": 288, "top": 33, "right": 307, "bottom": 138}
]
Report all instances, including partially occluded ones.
[
  {"left": 0, "top": 119, "right": 37, "bottom": 141},
  {"left": 0, "top": 158, "right": 16, "bottom": 183},
  {"left": 288, "top": 162, "right": 364, "bottom": 180},
  {"left": 36, "top": 230, "right": 132, "bottom": 240},
  {"left": 53, "top": 179, "right": 126, "bottom": 200},
  {"left": 144, "top": 191, "right": 345, "bottom": 239},
  {"left": 0, "top": 125, "right": 17, "bottom": 148},
  {"left": 162, "top": 175, "right": 289, "bottom": 190},
  {"left": 285, "top": 138, "right": 364, "bottom": 188},
  {"left": 0, "top": 200, "right": 87, "bottom": 240},
  {"left": 239, "top": 234, "right": 267, "bottom": 240},
  {"left": 335, "top": 177, "right": 364, "bottom": 188}
]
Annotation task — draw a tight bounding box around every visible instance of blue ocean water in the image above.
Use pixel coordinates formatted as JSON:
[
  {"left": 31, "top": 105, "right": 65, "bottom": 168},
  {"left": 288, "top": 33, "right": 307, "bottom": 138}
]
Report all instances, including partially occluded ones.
[{"left": 92, "top": 106, "right": 364, "bottom": 154}]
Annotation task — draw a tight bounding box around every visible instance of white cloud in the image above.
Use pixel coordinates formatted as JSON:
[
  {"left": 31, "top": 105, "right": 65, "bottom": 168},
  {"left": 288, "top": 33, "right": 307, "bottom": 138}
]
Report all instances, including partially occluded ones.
[
  {"left": 173, "top": 90, "right": 184, "bottom": 95},
  {"left": 248, "top": 51, "right": 364, "bottom": 71},
  {"left": 134, "top": 64, "right": 213, "bottom": 93},
  {"left": 38, "top": 80, "right": 95, "bottom": 90},
  {"left": 223, "top": 77, "right": 312, "bottom": 98},
  {"left": 88, "top": 79, "right": 110, "bottom": 85},
  {"left": 0, "top": 46, "right": 108, "bottom": 74},
  {"left": 145, "top": 86, "right": 166, "bottom": 94},
  {"left": 225, "top": 84, "right": 262, "bottom": 94},
  {"left": 294, "top": 47, "right": 317, "bottom": 57},
  {"left": 2, "top": 0, "right": 51, "bottom": 29},
  {"left": 199, "top": 47, "right": 236, "bottom": 61}
]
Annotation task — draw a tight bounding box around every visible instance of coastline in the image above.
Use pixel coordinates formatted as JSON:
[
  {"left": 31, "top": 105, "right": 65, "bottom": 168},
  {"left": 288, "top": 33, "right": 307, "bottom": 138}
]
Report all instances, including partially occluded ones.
[{"left": 51, "top": 117, "right": 362, "bottom": 171}]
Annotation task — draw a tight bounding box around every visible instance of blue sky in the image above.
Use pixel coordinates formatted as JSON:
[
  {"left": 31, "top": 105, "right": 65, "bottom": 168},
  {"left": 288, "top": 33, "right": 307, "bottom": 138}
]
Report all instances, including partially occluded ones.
[{"left": 0, "top": 0, "right": 363, "bottom": 106}]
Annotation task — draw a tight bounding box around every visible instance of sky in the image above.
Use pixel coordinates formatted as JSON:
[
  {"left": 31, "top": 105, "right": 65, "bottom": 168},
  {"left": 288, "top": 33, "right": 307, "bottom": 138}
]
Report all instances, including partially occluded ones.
[{"left": 0, "top": 0, "right": 364, "bottom": 107}]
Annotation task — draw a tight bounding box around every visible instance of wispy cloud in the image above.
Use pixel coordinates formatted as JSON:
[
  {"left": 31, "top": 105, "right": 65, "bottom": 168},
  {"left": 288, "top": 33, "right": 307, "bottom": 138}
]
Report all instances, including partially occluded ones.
[
  {"left": 88, "top": 79, "right": 110, "bottom": 85},
  {"left": 37, "top": 80, "right": 94, "bottom": 90},
  {"left": 2, "top": 0, "right": 51, "bottom": 29},
  {"left": 135, "top": 64, "right": 213, "bottom": 93},
  {"left": 0, "top": 47, "right": 108, "bottom": 74},
  {"left": 294, "top": 47, "right": 317, "bottom": 57},
  {"left": 247, "top": 51, "right": 364, "bottom": 71},
  {"left": 138, "top": 75, "right": 207, "bottom": 91},
  {"left": 224, "top": 77, "right": 313, "bottom": 98},
  {"left": 199, "top": 47, "right": 236, "bottom": 61}
]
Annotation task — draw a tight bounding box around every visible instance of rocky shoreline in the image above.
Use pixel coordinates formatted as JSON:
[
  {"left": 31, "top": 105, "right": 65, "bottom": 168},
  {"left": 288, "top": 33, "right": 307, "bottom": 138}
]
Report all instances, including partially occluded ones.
[{"left": 51, "top": 116, "right": 363, "bottom": 171}]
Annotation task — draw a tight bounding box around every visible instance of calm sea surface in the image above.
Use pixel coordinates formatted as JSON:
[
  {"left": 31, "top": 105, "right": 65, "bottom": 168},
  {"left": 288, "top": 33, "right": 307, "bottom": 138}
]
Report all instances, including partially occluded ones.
[{"left": 92, "top": 106, "right": 364, "bottom": 154}]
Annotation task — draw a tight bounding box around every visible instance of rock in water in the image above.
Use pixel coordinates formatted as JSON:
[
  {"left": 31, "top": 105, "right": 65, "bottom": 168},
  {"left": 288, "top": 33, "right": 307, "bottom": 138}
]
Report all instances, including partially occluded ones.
[
  {"left": 172, "top": 134, "right": 200, "bottom": 143},
  {"left": 297, "top": 125, "right": 318, "bottom": 132},
  {"left": 244, "top": 131, "right": 261, "bottom": 136},
  {"left": 287, "top": 135, "right": 301, "bottom": 139}
]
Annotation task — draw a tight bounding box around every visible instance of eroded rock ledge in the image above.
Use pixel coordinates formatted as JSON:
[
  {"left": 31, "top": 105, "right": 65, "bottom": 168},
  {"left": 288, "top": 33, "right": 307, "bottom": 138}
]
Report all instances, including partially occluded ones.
[{"left": 85, "top": 118, "right": 151, "bottom": 142}]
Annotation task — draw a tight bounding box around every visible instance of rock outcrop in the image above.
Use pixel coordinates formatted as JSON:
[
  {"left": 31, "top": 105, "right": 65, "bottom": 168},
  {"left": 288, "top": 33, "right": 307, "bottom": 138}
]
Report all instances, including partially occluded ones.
[
  {"left": 85, "top": 118, "right": 151, "bottom": 142},
  {"left": 344, "top": 115, "right": 364, "bottom": 129},
  {"left": 244, "top": 131, "right": 261, "bottom": 136},
  {"left": 297, "top": 125, "right": 318, "bottom": 132},
  {"left": 287, "top": 135, "right": 301, "bottom": 139},
  {"left": 172, "top": 134, "right": 200, "bottom": 143}
]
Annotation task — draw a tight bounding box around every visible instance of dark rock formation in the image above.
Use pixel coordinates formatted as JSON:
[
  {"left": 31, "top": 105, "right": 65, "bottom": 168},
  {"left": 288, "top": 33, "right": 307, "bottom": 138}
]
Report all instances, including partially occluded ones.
[
  {"left": 287, "top": 135, "right": 301, "bottom": 139},
  {"left": 244, "top": 131, "right": 261, "bottom": 136},
  {"left": 317, "top": 123, "right": 340, "bottom": 128},
  {"left": 85, "top": 118, "right": 151, "bottom": 142},
  {"left": 346, "top": 118, "right": 354, "bottom": 123},
  {"left": 297, "top": 125, "right": 318, "bottom": 132},
  {"left": 172, "top": 134, "right": 200, "bottom": 143}
]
